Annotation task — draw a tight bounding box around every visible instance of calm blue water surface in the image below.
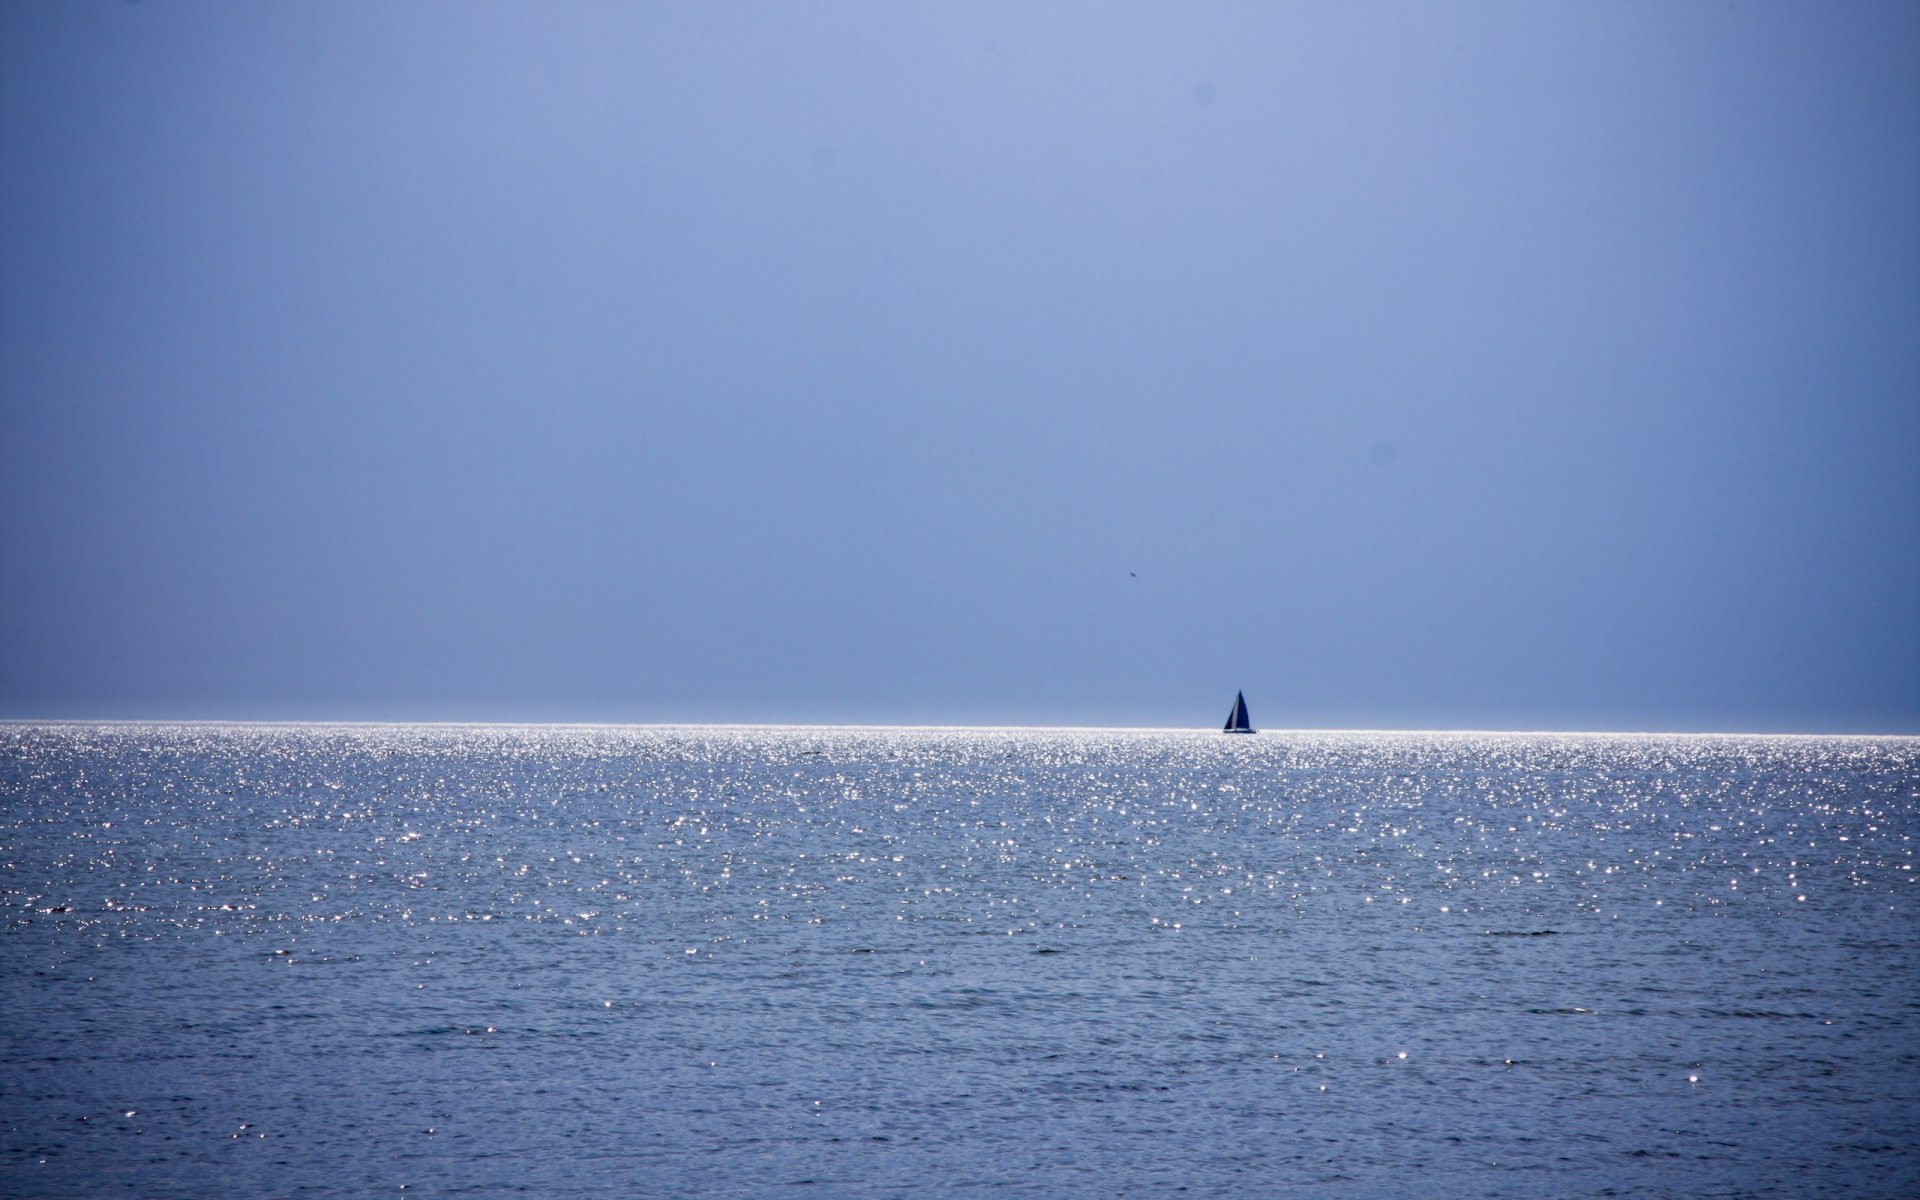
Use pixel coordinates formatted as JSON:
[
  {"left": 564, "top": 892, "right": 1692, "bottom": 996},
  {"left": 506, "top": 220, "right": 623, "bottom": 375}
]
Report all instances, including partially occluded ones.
[{"left": 2, "top": 724, "right": 1916, "bottom": 1198}]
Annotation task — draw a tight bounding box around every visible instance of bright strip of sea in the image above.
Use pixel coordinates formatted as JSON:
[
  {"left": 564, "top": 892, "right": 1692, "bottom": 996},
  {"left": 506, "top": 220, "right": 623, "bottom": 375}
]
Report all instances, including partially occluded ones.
[{"left": 2, "top": 723, "right": 1915, "bottom": 1198}]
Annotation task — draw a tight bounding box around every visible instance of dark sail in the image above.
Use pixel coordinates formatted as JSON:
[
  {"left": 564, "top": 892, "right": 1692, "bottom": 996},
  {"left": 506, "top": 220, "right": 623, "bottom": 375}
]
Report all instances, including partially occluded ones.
[{"left": 1224, "top": 690, "right": 1255, "bottom": 733}]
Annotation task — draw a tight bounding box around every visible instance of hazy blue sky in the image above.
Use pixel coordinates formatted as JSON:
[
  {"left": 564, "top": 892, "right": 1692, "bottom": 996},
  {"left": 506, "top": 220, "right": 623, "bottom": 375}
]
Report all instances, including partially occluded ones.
[{"left": 3, "top": 1, "right": 1916, "bottom": 731}]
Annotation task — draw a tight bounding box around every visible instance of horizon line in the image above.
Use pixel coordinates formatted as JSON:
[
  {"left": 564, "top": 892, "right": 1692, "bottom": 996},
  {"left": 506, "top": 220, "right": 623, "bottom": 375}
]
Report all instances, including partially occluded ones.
[{"left": 1, "top": 717, "right": 1914, "bottom": 740}]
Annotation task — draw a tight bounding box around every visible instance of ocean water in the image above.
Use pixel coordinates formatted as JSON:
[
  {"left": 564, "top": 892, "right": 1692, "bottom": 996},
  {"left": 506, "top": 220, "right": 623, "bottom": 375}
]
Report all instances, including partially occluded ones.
[{"left": 1, "top": 724, "right": 1915, "bottom": 1199}]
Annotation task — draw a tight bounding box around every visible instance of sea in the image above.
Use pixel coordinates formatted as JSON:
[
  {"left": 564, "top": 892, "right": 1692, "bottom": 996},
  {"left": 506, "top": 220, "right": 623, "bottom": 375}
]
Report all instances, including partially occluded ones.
[{"left": 2, "top": 723, "right": 1915, "bottom": 1199}]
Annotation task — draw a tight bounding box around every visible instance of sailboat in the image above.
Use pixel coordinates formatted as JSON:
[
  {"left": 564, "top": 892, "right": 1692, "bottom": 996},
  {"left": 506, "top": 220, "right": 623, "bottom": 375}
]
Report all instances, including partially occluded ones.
[{"left": 1223, "top": 690, "right": 1256, "bottom": 734}]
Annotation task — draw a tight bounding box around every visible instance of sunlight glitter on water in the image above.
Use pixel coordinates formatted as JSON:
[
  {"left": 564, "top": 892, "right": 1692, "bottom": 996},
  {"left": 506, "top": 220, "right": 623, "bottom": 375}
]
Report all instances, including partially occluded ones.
[{"left": 1, "top": 724, "right": 1916, "bottom": 1199}]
